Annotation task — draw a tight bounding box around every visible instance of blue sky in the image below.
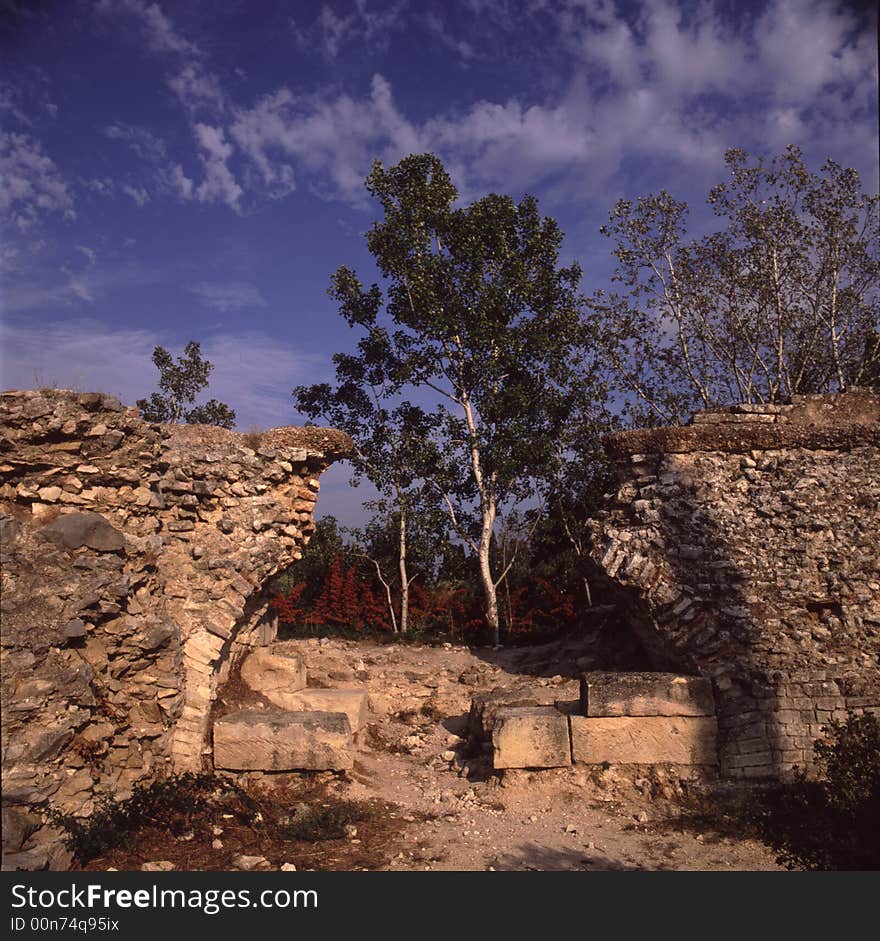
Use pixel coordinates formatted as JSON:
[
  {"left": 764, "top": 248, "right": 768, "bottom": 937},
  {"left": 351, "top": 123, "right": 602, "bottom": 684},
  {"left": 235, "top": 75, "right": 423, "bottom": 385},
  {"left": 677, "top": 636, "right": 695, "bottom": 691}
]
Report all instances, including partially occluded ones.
[{"left": 1, "top": 0, "right": 877, "bottom": 523}]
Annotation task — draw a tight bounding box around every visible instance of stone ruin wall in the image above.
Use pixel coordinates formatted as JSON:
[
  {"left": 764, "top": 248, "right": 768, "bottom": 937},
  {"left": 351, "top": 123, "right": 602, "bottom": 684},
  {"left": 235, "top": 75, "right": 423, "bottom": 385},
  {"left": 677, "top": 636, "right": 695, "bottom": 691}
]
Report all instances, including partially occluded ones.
[
  {"left": 0, "top": 389, "right": 351, "bottom": 862},
  {"left": 588, "top": 390, "right": 880, "bottom": 780}
]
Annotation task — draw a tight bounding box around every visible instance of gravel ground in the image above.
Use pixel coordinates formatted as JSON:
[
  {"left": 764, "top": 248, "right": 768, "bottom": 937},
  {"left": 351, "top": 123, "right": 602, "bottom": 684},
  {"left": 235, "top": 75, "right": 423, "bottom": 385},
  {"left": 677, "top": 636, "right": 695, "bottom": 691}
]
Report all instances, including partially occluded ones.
[{"left": 292, "top": 635, "right": 785, "bottom": 872}]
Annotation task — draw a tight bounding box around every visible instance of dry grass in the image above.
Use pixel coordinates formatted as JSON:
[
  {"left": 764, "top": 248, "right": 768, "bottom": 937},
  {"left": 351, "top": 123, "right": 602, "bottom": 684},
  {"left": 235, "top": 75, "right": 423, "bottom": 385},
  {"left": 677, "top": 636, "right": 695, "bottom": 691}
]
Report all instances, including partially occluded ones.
[
  {"left": 242, "top": 425, "right": 265, "bottom": 450},
  {"left": 75, "top": 776, "right": 406, "bottom": 872}
]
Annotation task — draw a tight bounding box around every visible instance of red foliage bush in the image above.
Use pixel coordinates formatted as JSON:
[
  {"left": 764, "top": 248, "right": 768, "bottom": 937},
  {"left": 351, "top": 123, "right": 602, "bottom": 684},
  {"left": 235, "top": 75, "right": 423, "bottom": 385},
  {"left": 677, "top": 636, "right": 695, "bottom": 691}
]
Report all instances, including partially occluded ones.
[{"left": 270, "top": 553, "right": 579, "bottom": 641}]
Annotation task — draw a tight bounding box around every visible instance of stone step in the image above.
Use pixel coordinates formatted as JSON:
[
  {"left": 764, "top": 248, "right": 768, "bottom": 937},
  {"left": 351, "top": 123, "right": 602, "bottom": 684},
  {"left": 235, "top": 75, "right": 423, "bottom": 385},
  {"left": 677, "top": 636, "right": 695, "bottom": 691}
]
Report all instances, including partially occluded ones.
[
  {"left": 492, "top": 706, "right": 572, "bottom": 770},
  {"left": 569, "top": 715, "right": 718, "bottom": 765},
  {"left": 468, "top": 685, "right": 579, "bottom": 743},
  {"left": 213, "top": 709, "right": 353, "bottom": 771},
  {"left": 579, "top": 671, "right": 714, "bottom": 717},
  {"left": 240, "top": 645, "right": 307, "bottom": 698},
  {"left": 261, "top": 688, "right": 369, "bottom": 733}
]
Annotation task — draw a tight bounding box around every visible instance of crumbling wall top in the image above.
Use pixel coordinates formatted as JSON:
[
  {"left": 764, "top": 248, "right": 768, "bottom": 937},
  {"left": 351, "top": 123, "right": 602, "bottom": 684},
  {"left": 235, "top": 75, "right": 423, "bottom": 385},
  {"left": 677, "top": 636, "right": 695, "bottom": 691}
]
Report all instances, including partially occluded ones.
[
  {"left": 165, "top": 421, "right": 353, "bottom": 460},
  {"left": 604, "top": 389, "right": 879, "bottom": 459}
]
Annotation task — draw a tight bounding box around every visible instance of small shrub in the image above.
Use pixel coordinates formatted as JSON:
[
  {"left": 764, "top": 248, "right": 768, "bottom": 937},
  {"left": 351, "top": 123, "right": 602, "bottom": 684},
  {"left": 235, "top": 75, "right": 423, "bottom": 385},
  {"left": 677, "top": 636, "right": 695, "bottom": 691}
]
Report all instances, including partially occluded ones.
[
  {"left": 48, "top": 773, "right": 225, "bottom": 862},
  {"left": 755, "top": 713, "right": 880, "bottom": 870},
  {"left": 242, "top": 426, "right": 264, "bottom": 450},
  {"left": 277, "top": 800, "right": 366, "bottom": 842}
]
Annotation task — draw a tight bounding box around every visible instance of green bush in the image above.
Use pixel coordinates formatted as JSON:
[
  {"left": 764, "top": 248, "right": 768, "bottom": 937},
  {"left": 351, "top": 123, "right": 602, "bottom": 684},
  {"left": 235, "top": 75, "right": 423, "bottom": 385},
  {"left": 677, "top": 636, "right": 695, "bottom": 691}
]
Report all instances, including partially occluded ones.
[{"left": 756, "top": 712, "right": 880, "bottom": 870}]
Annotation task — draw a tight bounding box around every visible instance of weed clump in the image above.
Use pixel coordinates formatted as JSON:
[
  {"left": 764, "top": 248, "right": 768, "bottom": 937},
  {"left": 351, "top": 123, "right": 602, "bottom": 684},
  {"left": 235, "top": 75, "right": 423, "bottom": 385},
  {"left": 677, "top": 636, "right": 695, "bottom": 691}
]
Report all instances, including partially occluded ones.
[
  {"left": 47, "top": 773, "right": 388, "bottom": 868},
  {"left": 277, "top": 800, "right": 366, "bottom": 842},
  {"left": 48, "top": 773, "right": 223, "bottom": 862}
]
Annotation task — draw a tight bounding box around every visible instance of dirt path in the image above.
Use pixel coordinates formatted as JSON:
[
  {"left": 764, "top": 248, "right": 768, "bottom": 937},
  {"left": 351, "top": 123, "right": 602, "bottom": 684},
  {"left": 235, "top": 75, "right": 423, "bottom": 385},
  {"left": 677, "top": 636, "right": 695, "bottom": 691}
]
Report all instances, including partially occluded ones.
[{"left": 291, "top": 635, "right": 784, "bottom": 872}]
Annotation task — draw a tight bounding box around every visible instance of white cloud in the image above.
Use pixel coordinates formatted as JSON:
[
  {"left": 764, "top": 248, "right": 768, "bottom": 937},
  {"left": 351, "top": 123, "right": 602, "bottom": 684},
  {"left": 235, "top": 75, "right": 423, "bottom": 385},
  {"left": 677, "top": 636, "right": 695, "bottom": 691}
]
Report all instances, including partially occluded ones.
[
  {"left": 82, "top": 0, "right": 880, "bottom": 216},
  {"left": 199, "top": 332, "right": 324, "bottom": 428},
  {"left": 121, "top": 184, "right": 150, "bottom": 207},
  {"left": 0, "top": 253, "right": 161, "bottom": 316},
  {"left": 0, "top": 132, "right": 74, "bottom": 230},
  {"left": 425, "top": 98, "right": 597, "bottom": 193},
  {"left": 0, "top": 244, "right": 20, "bottom": 276},
  {"left": 95, "top": 0, "right": 199, "bottom": 57},
  {"left": 230, "top": 74, "right": 422, "bottom": 204},
  {"left": 82, "top": 176, "right": 116, "bottom": 197},
  {"left": 167, "top": 63, "right": 226, "bottom": 114},
  {"left": 189, "top": 281, "right": 267, "bottom": 312},
  {"left": 104, "top": 122, "right": 168, "bottom": 162},
  {"left": 0, "top": 319, "right": 325, "bottom": 430},
  {"left": 0, "top": 72, "right": 60, "bottom": 128},
  {"left": 75, "top": 245, "right": 97, "bottom": 266},
  {"left": 67, "top": 280, "right": 95, "bottom": 303},
  {"left": 423, "top": 10, "right": 475, "bottom": 61},
  {"left": 169, "top": 163, "right": 194, "bottom": 198},
  {"left": 0, "top": 81, "right": 33, "bottom": 126},
  {"left": 217, "top": 1, "right": 875, "bottom": 213},
  {"left": 191, "top": 123, "right": 243, "bottom": 209},
  {"left": 293, "top": 1, "right": 408, "bottom": 59}
]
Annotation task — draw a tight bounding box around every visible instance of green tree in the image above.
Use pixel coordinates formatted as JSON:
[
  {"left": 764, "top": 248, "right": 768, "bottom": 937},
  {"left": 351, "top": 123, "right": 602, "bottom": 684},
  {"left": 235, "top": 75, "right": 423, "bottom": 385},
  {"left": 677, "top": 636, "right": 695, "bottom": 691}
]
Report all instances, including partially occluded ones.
[
  {"left": 328, "top": 153, "right": 585, "bottom": 644},
  {"left": 137, "top": 341, "right": 236, "bottom": 428},
  {"left": 593, "top": 145, "right": 880, "bottom": 425},
  {"left": 272, "top": 515, "right": 345, "bottom": 600},
  {"left": 295, "top": 357, "right": 439, "bottom": 634},
  {"left": 538, "top": 410, "right": 619, "bottom": 609}
]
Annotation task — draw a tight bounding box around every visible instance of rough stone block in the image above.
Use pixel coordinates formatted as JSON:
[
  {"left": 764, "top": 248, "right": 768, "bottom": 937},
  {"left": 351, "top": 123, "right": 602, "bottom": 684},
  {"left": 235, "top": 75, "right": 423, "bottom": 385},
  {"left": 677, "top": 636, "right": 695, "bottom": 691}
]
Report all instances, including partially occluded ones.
[
  {"left": 492, "top": 706, "right": 571, "bottom": 769},
  {"left": 569, "top": 715, "right": 718, "bottom": 765},
  {"left": 213, "top": 710, "right": 353, "bottom": 771},
  {"left": 579, "top": 671, "right": 715, "bottom": 717},
  {"left": 39, "top": 511, "right": 125, "bottom": 552},
  {"left": 261, "top": 688, "right": 369, "bottom": 733},
  {"left": 469, "top": 685, "right": 575, "bottom": 742},
  {"left": 240, "top": 646, "right": 307, "bottom": 698}
]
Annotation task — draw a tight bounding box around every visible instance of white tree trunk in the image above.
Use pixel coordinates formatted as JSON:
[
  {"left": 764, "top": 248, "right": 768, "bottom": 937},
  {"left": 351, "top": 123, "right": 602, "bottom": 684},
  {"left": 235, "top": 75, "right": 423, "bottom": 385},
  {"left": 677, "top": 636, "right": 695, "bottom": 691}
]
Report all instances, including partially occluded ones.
[
  {"left": 478, "top": 526, "right": 501, "bottom": 645},
  {"left": 461, "top": 392, "right": 502, "bottom": 645},
  {"left": 398, "top": 507, "right": 409, "bottom": 634}
]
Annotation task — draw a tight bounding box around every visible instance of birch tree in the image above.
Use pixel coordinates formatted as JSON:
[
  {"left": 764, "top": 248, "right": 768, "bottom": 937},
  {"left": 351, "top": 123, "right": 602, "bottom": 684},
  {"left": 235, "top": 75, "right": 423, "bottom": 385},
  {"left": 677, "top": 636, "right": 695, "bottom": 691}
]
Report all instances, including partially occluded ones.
[
  {"left": 294, "top": 366, "right": 436, "bottom": 634},
  {"left": 328, "top": 153, "right": 583, "bottom": 645},
  {"left": 593, "top": 146, "right": 879, "bottom": 426}
]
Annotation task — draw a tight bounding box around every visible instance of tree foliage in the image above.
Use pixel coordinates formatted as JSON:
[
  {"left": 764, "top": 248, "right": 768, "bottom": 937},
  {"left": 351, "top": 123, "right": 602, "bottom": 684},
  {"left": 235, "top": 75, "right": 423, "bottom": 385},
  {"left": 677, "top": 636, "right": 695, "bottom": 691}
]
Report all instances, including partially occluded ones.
[
  {"left": 325, "top": 153, "right": 586, "bottom": 643},
  {"left": 137, "top": 341, "right": 236, "bottom": 428},
  {"left": 294, "top": 351, "right": 441, "bottom": 633},
  {"left": 593, "top": 145, "right": 879, "bottom": 425},
  {"left": 285, "top": 145, "right": 878, "bottom": 645}
]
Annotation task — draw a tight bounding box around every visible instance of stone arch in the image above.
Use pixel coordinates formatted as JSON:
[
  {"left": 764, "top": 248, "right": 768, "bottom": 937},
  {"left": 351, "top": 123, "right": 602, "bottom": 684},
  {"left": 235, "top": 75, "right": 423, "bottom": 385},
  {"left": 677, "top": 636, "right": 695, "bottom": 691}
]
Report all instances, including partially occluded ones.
[
  {"left": 0, "top": 390, "right": 351, "bottom": 840},
  {"left": 588, "top": 390, "right": 880, "bottom": 778}
]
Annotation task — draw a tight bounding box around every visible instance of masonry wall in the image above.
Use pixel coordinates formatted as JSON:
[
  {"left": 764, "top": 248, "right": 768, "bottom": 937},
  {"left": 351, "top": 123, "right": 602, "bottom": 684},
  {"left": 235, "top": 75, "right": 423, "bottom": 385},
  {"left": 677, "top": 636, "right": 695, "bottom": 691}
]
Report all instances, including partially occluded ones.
[
  {"left": 0, "top": 389, "right": 350, "bottom": 866},
  {"left": 588, "top": 390, "right": 880, "bottom": 780}
]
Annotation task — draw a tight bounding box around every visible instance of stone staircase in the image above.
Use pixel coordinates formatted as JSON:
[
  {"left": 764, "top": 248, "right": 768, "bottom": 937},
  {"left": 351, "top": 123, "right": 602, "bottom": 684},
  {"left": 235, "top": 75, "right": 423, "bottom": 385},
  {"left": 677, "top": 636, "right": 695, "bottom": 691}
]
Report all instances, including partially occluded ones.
[
  {"left": 212, "top": 643, "right": 367, "bottom": 773},
  {"left": 471, "top": 672, "right": 718, "bottom": 770}
]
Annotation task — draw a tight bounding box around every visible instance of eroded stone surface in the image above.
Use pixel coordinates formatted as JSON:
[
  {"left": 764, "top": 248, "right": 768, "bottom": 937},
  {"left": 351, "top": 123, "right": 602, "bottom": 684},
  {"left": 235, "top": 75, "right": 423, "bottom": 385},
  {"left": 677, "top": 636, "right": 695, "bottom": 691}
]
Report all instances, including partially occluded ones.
[
  {"left": 468, "top": 685, "right": 578, "bottom": 745},
  {"left": 569, "top": 716, "right": 718, "bottom": 765},
  {"left": 40, "top": 512, "right": 125, "bottom": 552},
  {"left": 580, "top": 672, "right": 714, "bottom": 717},
  {"left": 240, "top": 646, "right": 308, "bottom": 699},
  {"left": 0, "top": 389, "right": 350, "bottom": 865},
  {"left": 263, "top": 688, "right": 369, "bottom": 733},
  {"left": 589, "top": 390, "right": 880, "bottom": 778},
  {"left": 492, "top": 706, "right": 572, "bottom": 769},
  {"left": 213, "top": 710, "right": 353, "bottom": 771}
]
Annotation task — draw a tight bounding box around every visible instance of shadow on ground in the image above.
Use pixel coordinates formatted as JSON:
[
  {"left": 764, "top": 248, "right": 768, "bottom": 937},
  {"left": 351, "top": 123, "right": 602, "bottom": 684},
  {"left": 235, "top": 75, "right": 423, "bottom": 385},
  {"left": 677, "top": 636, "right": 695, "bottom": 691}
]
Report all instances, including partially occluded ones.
[{"left": 491, "top": 843, "right": 644, "bottom": 871}]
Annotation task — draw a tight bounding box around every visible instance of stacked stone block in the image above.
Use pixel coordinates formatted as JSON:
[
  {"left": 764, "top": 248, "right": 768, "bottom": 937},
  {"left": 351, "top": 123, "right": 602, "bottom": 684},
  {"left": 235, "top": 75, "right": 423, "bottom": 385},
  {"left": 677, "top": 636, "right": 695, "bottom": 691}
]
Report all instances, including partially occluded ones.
[
  {"left": 213, "top": 643, "right": 368, "bottom": 772},
  {"left": 587, "top": 390, "right": 880, "bottom": 779},
  {"left": 0, "top": 389, "right": 350, "bottom": 866},
  {"left": 473, "top": 672, "right": 718, "bottom": 770}
]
